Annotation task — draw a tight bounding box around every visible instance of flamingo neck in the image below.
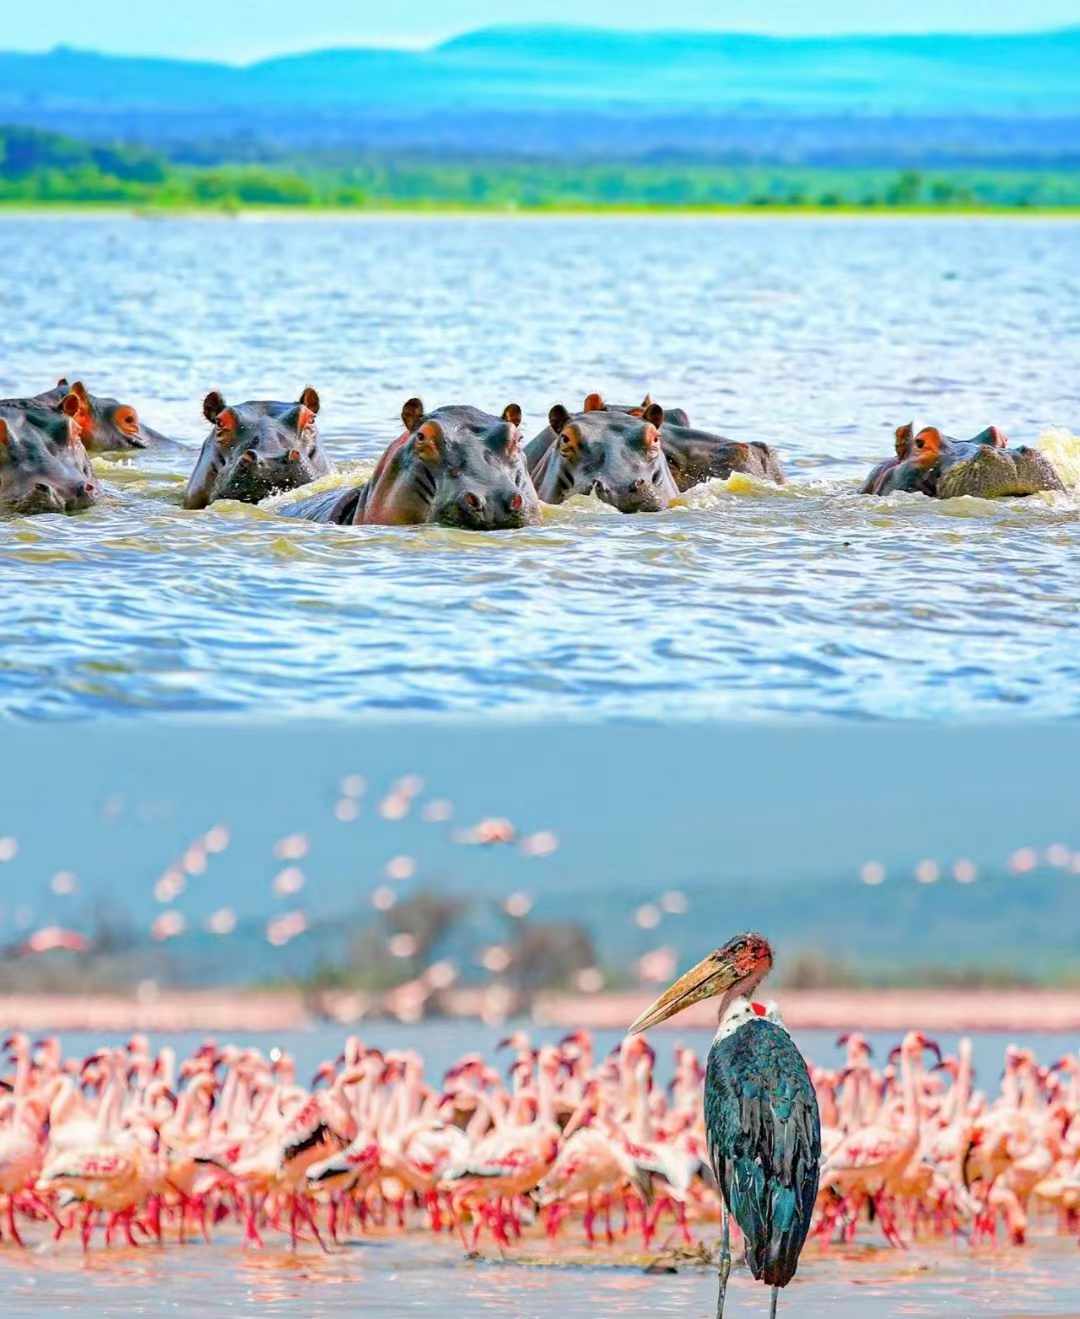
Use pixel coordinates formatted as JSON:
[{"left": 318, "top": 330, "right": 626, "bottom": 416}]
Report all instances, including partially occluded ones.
[{"left": 901, "top": 1047, "right": 921, "bottom": 1135}]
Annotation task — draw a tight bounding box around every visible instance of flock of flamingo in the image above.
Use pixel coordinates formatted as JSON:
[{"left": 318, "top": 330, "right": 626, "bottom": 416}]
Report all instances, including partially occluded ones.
[{"left": 0, "top": 1024, "right": 1076, "bottom": 1258}]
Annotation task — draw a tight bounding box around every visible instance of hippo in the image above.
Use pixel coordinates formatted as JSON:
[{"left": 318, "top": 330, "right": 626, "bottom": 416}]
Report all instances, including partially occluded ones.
[
  {"left": 861, "top": 423, "right": 1064, "bottom": 499},
  {"left": 528, "top": 403, "right": 680, "bottom": 513},
  {"left": 183, "top": 388, "right": 331, "bottom": 509},
  {"left": 1, "top": 379, "right": 169, "bottom": 452},
  {"left": 0, "top": 405, "right": 99, "bottom": 515},
  {"left": 659, "top": 421, "right": 785, "bottom": 490},
  {"left": 524, "top": 394, "right": 687, "bottom": 469},
  {"left": 283, "top": 399, "right": 539, "bottom": 530},
  {"left": 528, "top": 393, "right": 783, "bottom": 495}
]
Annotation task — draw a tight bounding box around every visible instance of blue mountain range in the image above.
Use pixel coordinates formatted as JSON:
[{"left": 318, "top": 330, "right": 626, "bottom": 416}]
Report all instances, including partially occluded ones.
[{"left": 0, "top": 25, "right": 1077, "bottom": 114}]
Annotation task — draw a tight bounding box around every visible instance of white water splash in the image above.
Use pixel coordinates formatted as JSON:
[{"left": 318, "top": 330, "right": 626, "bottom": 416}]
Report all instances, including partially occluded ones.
[
  {"left": 1036, "top": 427, "right": 1080, "bottom": 490},
  {"left": 261, "top": 460, "right": 375, "bottom": 511}
]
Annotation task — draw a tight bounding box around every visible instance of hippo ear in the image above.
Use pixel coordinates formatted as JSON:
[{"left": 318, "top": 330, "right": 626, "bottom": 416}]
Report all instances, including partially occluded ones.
[
  {"left": 60, "top": 391, "right": 83, "bottom": 419},
  {"left": 501, "top": 403, "right": 522, "bottom": 427},
  {"left": 643, "top": 402, "right": 665, "bottom": 429},
  {"left": 583, "top": 393, "right": 605, "bottom": 413},
  {"left": 912, "top": 426, "right": 942, "bottom": 454},
  {"left": 401, "top": 397, "right": 425, "bottom": 434},
  {"left": 987, "top": 425, "right": 1008, "bottom": 448},
  {"left": 559, "top": 423, "right": 583, "bottom": 463},
  {"left": 642, "top": 423, "right": 662, "bottom": 454},
  {"left": 298, "top": 387, "right": 320, "bottom": 415},
  {"left": 894, "top": 422, "right": 914, "bottom": 458},
  {"left": 69, "top": 380, "right": 90, "bottom": 404},
  {"left": 548, "top": 404, "right": 571, "bottom": 435},
  {"left": 56, "top": 377, "right": 69, "bottom": 388},
  {"left": 203, "top": 391, "right": 227, "bottom": 423}
]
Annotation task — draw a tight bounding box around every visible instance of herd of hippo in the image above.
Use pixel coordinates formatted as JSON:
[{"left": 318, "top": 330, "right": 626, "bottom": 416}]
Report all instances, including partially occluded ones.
[{"left": 0, "top": 378, "right": 1067, "bottom": 524}]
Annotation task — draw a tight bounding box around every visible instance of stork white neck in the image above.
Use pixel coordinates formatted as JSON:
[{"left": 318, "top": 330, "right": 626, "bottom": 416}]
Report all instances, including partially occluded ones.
[{"left": 714, "top": 995, "right": 762, "bottom": 1042}]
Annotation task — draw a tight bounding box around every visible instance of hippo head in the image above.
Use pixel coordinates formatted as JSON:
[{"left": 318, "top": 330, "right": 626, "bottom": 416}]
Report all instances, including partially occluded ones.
[
  {"left": 0, "top": 407, "right": 98, "bottom": 515},
  {"left": 934, "top": 427, "right": 1065, "bottom": 499},
  {"left": 862, "top": 421, "right": 1063, "bottom": 498},
  {"left": 533, "top": 403, "right": 679, "bottom": 512},
  {"left": 57, "top": 379, "right": 166, "bottom": 452},
  {"left": 385, "top": 399, "right": 539, "bottom": 530},
  {"left": 861, "top": 422, "right": 948, "bottom": 496},
  {"left": 184, "top": 388, "right": 329, "bottom": 509}
]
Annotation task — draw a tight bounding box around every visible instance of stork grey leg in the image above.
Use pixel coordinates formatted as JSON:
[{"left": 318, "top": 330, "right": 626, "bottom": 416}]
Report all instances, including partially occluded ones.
[
  {"left": 716, "top": 1205, "right": 731, "bottom": 1318},
  {"left": 769, "top": 1283, "right": 779, "bottom": 1318}
]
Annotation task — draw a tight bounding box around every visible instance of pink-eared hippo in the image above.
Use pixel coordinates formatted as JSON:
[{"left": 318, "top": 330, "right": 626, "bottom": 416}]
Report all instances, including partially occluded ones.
[
  {"left": 183, "top": 388, "right": 332, "bottom": 509},
  {"left": 282, "top": 399, "right": 539, "bottom": 530},
  {"left": 861, "top": 423, "right": 1064, "bottom": 498}
]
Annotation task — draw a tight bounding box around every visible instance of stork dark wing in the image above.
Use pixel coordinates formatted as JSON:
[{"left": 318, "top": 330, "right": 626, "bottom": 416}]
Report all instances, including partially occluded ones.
[{"left": 705, "top": 1019, "right": 821, "bottom": 1288}]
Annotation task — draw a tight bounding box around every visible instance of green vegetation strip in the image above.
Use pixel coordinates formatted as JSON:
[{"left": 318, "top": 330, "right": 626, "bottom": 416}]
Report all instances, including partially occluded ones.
[{"left": 2, "top": 125, "right": 1079, "bottom": 212}]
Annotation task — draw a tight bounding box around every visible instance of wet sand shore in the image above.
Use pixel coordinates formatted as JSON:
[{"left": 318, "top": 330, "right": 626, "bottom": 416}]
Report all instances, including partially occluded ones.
[{"left": 3, "top": 986, "right": 1077, "bottom": 1033}]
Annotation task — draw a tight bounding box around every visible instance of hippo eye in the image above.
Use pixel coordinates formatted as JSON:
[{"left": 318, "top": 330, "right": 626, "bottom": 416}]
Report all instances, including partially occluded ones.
[{"left": 651, "top": 469, "right": 663, "bottom": 484}]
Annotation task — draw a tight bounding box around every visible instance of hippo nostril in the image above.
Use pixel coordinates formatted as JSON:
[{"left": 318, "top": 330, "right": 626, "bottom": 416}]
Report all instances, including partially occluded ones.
[
  {"left": 630, "top": 479, "right": 647, "bottom": 494},
  {"left": 35, "top": 482, "right": 51, "bottom": 495},
  {"left": 508, "top": 493, "right": 523, "bottom": 512},
  {"left": 463, "top": 492, "right": 483, "bottom": 511},
  {"left": 286, "top": 449, "right": 301, "bottom": 463},
  {"left": 241, "top": 449, "right": 258, "bottom": 466}
]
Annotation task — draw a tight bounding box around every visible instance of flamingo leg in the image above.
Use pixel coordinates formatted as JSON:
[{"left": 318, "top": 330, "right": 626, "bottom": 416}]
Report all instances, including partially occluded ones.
[
  {"left": 297, "top": 1196, "right": 328, "bottom": 1253},
  {"left": 770, "top": 1284, "right": 779, "bottom": 1318},
  {"left": 6, "top": 1197, "right": 25, "bottom": 1248}
]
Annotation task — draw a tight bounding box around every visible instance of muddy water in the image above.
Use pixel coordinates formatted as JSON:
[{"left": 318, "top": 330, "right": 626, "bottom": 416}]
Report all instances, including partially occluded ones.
[{"left": 1, "top": 215, "right": 1079, "bottom": 722}]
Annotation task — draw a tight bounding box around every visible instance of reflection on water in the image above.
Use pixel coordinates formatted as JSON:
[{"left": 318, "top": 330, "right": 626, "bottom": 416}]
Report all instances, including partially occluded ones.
[
  {"left": 1, "top": 215, "right": 1079, "bottom": 722},
  {"left": 1, "top": 1231, "right": 1077, "bottom": 1318}
]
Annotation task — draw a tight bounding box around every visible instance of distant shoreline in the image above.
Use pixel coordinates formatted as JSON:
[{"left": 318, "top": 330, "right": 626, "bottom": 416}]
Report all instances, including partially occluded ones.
[
  {"left": 4, "top": 986, "right": 1078, "bottom": 1034},
  {"left": 1, "top": 203, "right": 1079, "bottom": 222}
]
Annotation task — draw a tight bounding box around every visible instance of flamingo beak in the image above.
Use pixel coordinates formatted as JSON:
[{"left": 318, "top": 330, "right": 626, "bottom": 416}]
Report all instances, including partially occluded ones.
[{"left": 628, "top": 947, "right": 743, "bottom": 1035}]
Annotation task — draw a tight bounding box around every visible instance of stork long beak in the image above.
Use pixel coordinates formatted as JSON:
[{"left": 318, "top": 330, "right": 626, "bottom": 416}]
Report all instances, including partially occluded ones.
[{"left": 628, "top": 948, "right": 743, "bottom": 1035}]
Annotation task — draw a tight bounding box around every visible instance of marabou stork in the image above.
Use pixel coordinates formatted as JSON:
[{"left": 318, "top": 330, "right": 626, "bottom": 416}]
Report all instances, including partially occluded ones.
[{"left": 629, "top": 933, "right": 820, "bottom": 1319}]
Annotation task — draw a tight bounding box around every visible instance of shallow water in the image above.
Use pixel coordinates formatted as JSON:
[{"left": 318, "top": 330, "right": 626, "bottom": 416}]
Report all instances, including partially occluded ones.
[
  {"left": 1, "top": 1218, "right": 1076, "bottom": 1318},
  {"left": 1, "top": 214, "right": 1079, "bottom": 722}
]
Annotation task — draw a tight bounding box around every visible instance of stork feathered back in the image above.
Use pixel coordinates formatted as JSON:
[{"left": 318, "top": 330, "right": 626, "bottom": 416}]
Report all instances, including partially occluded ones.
[{"left": 705, "top": 1018, "right": 820, "bottom": 1288}]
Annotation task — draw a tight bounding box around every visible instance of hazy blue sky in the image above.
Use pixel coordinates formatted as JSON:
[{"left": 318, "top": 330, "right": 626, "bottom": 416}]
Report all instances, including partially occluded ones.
[{"left": 9, "top": 0, "right": 1080, "bottom": 61}]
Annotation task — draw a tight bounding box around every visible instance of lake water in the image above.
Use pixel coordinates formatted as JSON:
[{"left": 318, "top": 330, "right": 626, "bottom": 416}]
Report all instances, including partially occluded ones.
[
  {"left": 2, "top": 1233, "right": 1078, "bottom": 1318},
  {"left": 1, "top": 214, "right": 1079, "bottom": 722}
]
